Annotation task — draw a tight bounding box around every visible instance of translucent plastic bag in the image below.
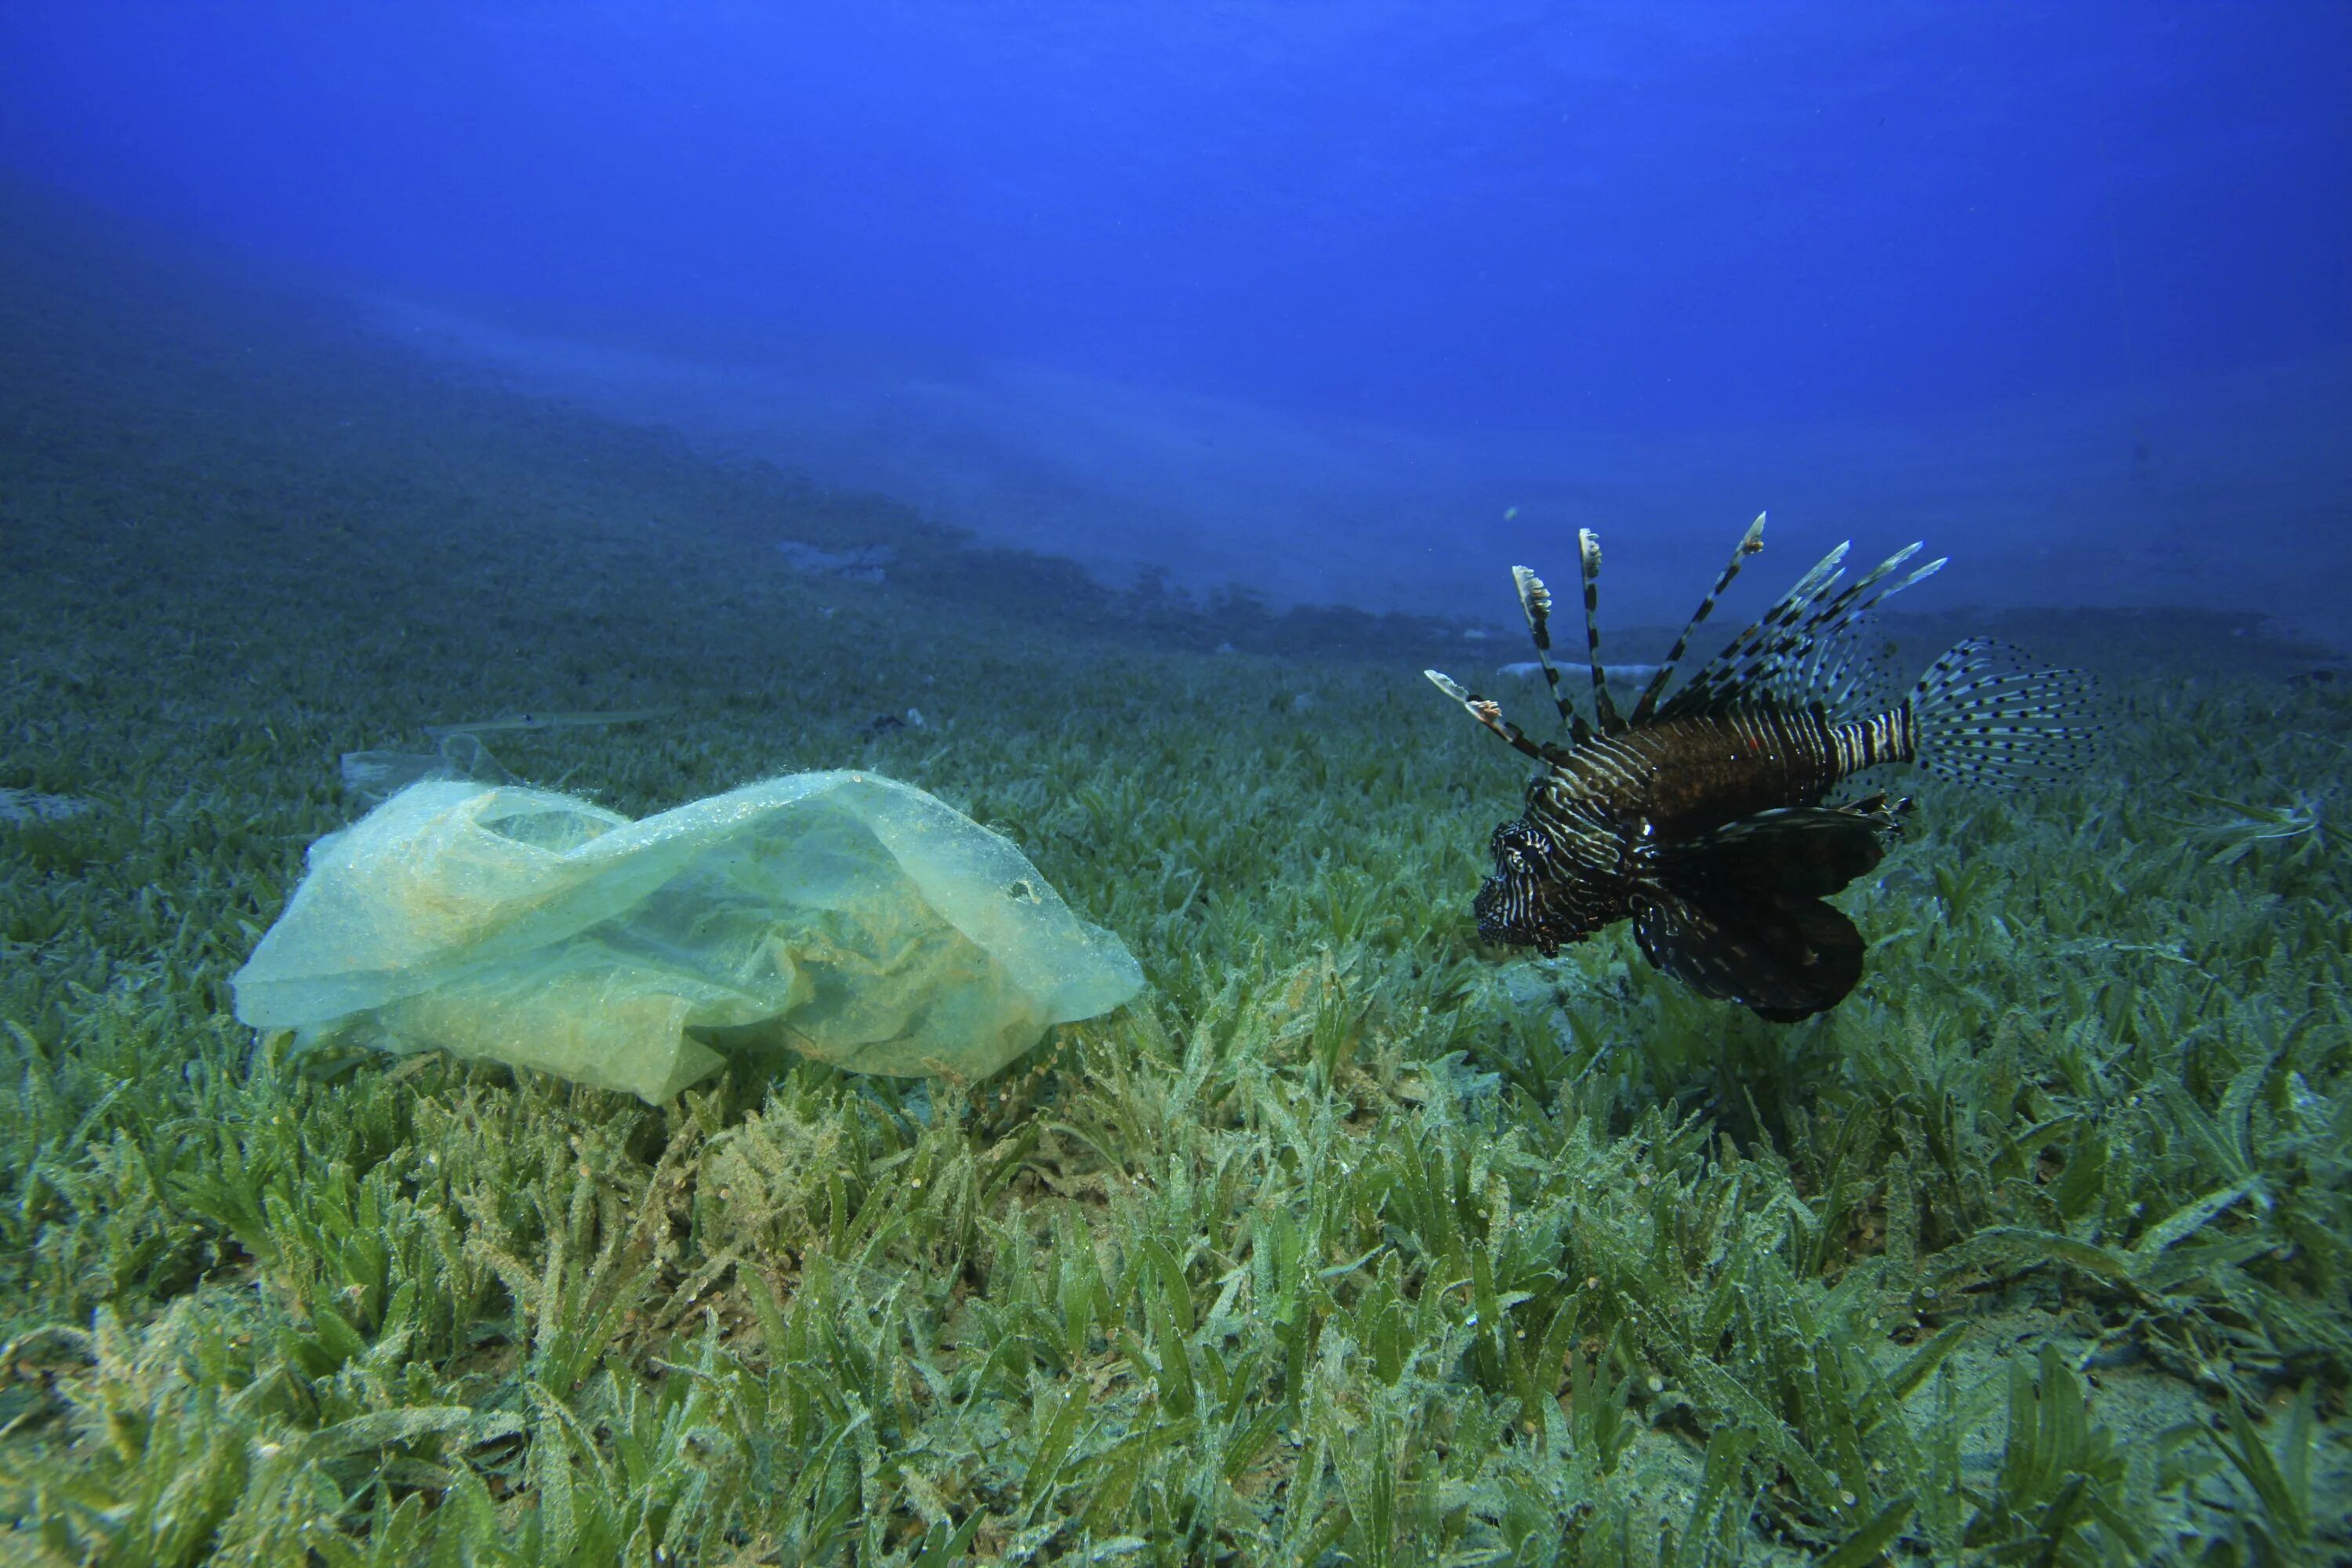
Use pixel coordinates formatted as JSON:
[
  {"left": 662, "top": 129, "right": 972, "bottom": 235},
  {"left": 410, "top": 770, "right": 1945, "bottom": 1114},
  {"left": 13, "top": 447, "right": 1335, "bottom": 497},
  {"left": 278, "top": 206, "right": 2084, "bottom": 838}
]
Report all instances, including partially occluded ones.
[{"left": 232, "top": 772, "right": 1143, "bottom": 1102}]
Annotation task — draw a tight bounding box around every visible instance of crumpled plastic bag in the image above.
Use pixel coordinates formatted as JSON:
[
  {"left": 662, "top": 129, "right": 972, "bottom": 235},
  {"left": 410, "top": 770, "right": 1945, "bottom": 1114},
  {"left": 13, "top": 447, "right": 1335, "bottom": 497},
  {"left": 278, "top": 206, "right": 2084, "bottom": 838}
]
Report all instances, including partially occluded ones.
[{"left": 232, "top": 771, "right": 1144, "bottom": 1102}]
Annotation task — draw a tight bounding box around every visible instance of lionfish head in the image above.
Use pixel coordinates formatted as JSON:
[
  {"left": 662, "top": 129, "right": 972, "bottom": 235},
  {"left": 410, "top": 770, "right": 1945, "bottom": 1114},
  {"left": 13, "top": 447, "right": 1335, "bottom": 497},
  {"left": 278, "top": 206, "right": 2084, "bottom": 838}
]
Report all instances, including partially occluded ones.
[{"left": 1473, "top": 818, "right": 1600, "bottom": 953}]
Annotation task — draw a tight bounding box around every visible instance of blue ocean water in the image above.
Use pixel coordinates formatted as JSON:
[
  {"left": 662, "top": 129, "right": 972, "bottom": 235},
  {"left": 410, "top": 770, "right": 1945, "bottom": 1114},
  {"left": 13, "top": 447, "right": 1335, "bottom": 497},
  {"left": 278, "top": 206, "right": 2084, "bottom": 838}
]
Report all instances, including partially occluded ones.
[
  {"left": 4, "top": 17, "right": 2350, "bottom": 1556},
  {"left": 3, "top": 1, "right": 2346, "bottom": 640}
]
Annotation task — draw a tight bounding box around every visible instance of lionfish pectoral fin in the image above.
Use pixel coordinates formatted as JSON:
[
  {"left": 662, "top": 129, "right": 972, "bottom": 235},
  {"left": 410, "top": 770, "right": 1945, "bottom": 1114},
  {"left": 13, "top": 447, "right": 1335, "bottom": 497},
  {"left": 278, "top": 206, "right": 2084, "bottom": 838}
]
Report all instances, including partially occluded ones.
[
  {"left": 1657, "top": 801, "right": 1907, "bottom": 901},
  {"left": 1631, "top": 884, "right": 1866, "bottom": 1022}
]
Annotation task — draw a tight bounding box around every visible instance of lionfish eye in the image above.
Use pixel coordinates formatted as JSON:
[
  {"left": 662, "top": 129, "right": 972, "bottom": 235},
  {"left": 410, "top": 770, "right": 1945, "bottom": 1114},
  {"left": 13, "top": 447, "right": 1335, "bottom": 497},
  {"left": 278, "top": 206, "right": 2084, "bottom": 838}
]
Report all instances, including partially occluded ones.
[{"left": 1490, "top": 822, "right": 1539, "bottom": 872}]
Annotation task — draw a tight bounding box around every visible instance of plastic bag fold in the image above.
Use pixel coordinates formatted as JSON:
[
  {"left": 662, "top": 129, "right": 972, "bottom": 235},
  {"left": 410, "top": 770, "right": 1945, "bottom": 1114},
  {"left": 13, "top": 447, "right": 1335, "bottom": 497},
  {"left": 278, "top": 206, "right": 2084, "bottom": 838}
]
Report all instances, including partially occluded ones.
[{"left": 233, "top": 771, "right": 1143, "bottom": 1102}]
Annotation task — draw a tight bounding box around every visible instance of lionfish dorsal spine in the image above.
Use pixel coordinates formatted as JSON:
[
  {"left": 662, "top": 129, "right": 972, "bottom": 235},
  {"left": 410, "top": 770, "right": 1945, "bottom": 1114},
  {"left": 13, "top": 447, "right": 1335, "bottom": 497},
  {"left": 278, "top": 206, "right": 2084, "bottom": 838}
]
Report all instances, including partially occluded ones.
[
  {"left": 1424, "top": 668, "right": 1548, "bottom": 760},
  {"left": 1748, "top": 544, "right": 1944, "bottom": 716},
  {"left": 1575, "top": 529, "right": 1624, "bottom": 732},
  {"left": 1795, "top": 543, "right": 1936, "bottom": 646},
  {"left": 1784, "top": 546, "right": 1946, "bottom": 710},
  {"left": 1510, "top": 565, "right": 1584, "bottom": 738},
  {"left": 1630, "top": 511, "right": 1767, "bottom": 727},
  {"left": 1658, "top": 541, "right": 1851, "bottom": 717}
]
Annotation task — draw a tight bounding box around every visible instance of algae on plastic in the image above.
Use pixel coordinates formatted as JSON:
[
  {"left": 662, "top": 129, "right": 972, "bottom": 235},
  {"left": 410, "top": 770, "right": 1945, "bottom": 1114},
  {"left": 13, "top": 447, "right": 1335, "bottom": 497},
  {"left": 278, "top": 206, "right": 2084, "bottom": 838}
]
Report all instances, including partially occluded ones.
[{"left": 231, "top": 771, "right": 1144, "bottom": 1102}]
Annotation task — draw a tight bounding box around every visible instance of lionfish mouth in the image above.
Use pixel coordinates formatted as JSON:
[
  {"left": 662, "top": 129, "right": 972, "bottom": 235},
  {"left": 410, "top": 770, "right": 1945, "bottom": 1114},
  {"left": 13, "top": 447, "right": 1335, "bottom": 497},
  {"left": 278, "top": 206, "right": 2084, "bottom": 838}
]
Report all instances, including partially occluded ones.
[
  {"left": 1471, "top": 817, "right": 1563, "bottom": 949},
  {"left": 1470, "top": 878, "right": 1514, "bottom": 942},
  {"left": 1472, "top": 872, "right": 1568, "bottom": 951}
]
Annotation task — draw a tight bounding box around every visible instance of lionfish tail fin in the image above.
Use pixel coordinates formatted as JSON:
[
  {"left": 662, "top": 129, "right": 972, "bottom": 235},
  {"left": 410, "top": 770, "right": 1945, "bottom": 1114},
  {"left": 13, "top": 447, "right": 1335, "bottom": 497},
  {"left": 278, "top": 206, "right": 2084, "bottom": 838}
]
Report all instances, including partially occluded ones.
[
  {"left": 1632, "top": 512, "right": 1768, "bottom": 725},
  {"left": 1576, "top": 529, "right": 1624, "bottom": 731},
  {"left": 1907, "top": 638, "right": 2101, "bottom": 787}
]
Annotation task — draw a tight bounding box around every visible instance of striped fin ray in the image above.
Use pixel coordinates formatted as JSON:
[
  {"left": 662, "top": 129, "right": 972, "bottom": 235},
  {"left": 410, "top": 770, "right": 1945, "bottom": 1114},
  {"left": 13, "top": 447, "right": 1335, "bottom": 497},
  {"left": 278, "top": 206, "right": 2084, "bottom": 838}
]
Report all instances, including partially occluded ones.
[
  {"left": 1510, "top": 566, "right": 1591, "bottom": 742},
  {"left": 1576, "top": 529, "right": 1624, "bottom": 732},
  {"left": 1425, "top": 669, "right": 1548, "bottom": 760},
  {"left": 1659, "top": 542, "right": 1852, "bottom": 717},
  {"left": 1663, "top": 541, "right": 1945, "bottom": 720},
  {"left": 1763, "top": 545, "right": 1947, "bottom": 716},
  {"left": 1630, "top": 512, "right": 1767, "bottom": 726},
  {"left": 1908, "top": 638, "right": 2102, "bottom": 786},
  {"left": 1697, "top": 543, "right": 1893, "bottom": 711}
]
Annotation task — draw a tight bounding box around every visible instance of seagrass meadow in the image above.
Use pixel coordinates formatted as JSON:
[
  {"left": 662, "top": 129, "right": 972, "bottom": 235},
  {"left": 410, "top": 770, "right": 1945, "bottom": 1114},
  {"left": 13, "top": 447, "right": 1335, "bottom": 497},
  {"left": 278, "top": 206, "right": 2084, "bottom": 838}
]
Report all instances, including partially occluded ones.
[{"left": 3, "top": 221, "right": 2351, "bottom": 1566}]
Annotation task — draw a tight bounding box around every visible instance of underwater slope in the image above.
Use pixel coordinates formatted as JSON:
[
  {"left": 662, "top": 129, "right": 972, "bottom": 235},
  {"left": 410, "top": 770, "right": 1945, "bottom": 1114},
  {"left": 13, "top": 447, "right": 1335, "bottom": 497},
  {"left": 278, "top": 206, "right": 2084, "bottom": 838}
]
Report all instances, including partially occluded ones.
[{"left": 2, "top": 183, "right": 2349, "bottom": 1563}]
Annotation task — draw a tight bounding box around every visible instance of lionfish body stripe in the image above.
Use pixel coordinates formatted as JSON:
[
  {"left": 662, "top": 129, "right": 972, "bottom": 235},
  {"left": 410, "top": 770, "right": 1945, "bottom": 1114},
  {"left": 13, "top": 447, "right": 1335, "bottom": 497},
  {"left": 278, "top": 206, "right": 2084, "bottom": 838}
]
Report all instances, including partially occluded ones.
[{"left": 1429, "top": 514, "right": 2099, "bottom": 1021}]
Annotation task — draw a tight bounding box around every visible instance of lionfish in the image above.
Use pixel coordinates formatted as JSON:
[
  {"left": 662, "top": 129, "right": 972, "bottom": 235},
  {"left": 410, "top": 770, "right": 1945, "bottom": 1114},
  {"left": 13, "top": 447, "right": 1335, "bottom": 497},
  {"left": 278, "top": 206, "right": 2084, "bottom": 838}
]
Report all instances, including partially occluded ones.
[{"left": 1428, "top": 515, "right": 2097, "bottom": 1021}]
